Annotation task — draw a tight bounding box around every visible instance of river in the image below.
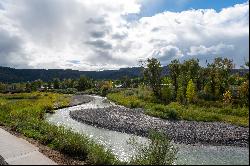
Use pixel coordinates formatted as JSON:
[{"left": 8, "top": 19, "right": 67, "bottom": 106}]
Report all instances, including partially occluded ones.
[{"left": 46, "top": 95, "right": 249, "bottom": 165}]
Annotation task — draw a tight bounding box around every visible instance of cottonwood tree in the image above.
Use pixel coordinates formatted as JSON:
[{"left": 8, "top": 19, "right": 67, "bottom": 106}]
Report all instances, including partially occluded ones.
[
  {"left": 144, "top": 58, "right": 163, "bottom": 98},
  {"left": 78, "top": 76, "right": 92, "bottom": 91},
  {"left": 207, "top": 57, "right": 234, "bottom": 98},
  {"left": 168, "top": 59, "right": 181, "bottom": 99},
  {"left": 186, "top": 79, "right": 197, "bottom": 103}
]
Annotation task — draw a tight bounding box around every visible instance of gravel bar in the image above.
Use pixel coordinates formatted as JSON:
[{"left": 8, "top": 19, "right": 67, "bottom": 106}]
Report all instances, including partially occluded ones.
[
  {"left": 69, "top": 95, "right": 93, "bottom": 106},
  {"left": 70, "top": 106, "right": 249, "bottom": 147}
]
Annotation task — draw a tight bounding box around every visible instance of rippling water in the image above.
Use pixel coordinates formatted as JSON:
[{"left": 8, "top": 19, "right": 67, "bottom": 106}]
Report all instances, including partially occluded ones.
[{"left": 46, "top": 95, "right": 249, "bottom": 165}]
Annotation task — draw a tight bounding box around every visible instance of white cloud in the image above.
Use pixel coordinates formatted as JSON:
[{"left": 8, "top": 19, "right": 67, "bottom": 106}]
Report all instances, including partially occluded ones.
[
  {"left": 0, "top": 0, "right": 248, "bottom": 70},
  {"left": 187, "top": 43, "right": 234, "bottom": 56},
  {"left": 153, "top": 45, "right": 183, "bottom": 65}
]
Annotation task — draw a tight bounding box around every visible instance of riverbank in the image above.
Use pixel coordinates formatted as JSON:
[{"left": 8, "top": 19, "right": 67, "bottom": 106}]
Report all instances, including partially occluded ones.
[
  {"left": 70, "top": 105, "right": 249, "bottom": 147},
  {"left": 0, "top": 126, "right": 84, "bottom": 165},
  {"left": 69, "top": 95, "right": 94, "bottom": 106},
  {"left": 0, "top": 92, "right": 119, "bottom": 165}
]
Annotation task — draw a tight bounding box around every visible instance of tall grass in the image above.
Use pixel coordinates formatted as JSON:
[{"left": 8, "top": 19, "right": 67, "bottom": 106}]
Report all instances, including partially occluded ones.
[{"left": 128, "top": 130, "right": 177, "bottom": 165}]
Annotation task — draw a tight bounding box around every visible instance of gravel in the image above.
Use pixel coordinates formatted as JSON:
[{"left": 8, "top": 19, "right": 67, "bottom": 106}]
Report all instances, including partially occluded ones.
[
  {"left": 69, "top": 95, "right": 93, "bottom": 106},
  {"left": 70, "top": 106, "right": 249, "bottom": 147}
]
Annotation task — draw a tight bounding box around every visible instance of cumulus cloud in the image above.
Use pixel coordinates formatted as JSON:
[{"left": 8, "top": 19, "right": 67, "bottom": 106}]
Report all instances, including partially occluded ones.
[
  {"left": 0, "top": 0, "right": 248, "bottom": 70},
  {"left": 153, "top": 45, "right": 183, "bottom": 65}
]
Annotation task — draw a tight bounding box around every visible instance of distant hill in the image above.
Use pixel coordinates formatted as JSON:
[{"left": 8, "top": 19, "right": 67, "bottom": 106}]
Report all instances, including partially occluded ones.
[
  {"left": 0, "top": 66, "right": 144, "bottom": 83},
  {"left": 0, "top": 66, "right": 248, "bottom": 83}
]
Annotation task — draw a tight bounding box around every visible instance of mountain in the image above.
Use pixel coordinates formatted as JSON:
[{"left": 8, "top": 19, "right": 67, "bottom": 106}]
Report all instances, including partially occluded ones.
[
  {"left": 0, "top": 66, "right": 248, "bottom": 83},
  {"left": 0, "top": 66, "right": 144, "bottom": 83}
]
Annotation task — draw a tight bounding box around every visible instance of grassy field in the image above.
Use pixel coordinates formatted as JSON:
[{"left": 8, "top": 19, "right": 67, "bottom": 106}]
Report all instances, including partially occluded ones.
[
  {"left": 0, "top": 92, "right": 120, "bottom": 165},
  {"left": 107, "top": 89, "right": 249, "bottom": 127}
]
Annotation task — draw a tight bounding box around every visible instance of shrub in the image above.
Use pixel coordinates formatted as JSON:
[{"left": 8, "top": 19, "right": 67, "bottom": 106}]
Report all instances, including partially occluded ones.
[
  {"left": 129, "top": 130, "right": 178, "bottom": 165},
  {"left": 124, "top": 89, "right": 135, "bottom": 96},
  {"left": 197, "top": 91, "right": 217, "bottom": 101},
  {"left": 223, "top": 90, "right": 232, "bottom": 104},
  {"left": 161, "top": 85, "right": 174, "bottom": 104},
  {"left": 146, "top": 105, "right": 180, "bottom": 120},
  {"left": 130, "top": 100, "right": 141, "bottom": 108},
  {"left": 165, "top": 108, "right": 179, "bottom": 120},
  {"left": 137, "top": 85, "right": 154, "bottom": 102},
  {"left": 150, "top": 104, "right": 166, "bottom": 112}
]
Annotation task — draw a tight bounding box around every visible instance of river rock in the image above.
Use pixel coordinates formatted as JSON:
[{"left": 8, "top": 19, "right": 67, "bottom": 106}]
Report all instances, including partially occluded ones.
[{"left": 70, "top": 101, "right": 249, "bottom": 147}]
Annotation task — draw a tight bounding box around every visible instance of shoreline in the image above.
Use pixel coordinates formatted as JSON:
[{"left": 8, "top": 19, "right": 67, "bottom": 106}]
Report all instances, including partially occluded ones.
[{"left": 70, "top": 105, "right": 249, "bottom": 147}]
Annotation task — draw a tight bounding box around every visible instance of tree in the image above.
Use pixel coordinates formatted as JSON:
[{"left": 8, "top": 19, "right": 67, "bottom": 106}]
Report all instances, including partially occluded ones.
[
  {"left": 144, "top": 58, "right": 162, "bottom": 98},
  {"left": 0, "top": 82, "right": 7, "bottom": 93},
  {"left": 161, "top": 77, "right": 174, "bottom": 104},
  {"left": 186, "top": 79, "right": 197, "bottom": 103},
  {"left": 53, "top": 78, "right": 60, "bottom": 89},
  {"left": 176, "top": 85, "right": 185, "bottom": 104},
  {"left": 168, "top": 59, "right": 181, "bottom": 98},
  {"left": 239, "top": 81, "right": 249, "bottom": 106},
  {"left": 100, "top": 80, "right": 113, "bottom": 96},
  {"left": 181, "top": 59, "right": 200, "bottom": 88},
  {"left": 207, "top": 57, "right": 234, "bottom": 98},
  {"left": 25, "top": 82, "right": 31, "bottom": 92},
  {"left": 78, "top": 76, "right": 92, "bottom": 91},
  {"left": 121, "top": 76, "right": 131, "bottom": 88}
]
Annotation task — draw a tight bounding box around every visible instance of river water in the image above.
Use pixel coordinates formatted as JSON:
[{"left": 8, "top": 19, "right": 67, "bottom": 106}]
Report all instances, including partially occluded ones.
[{"left": 46, "top": 95, "right": 249, "bottom": 165}]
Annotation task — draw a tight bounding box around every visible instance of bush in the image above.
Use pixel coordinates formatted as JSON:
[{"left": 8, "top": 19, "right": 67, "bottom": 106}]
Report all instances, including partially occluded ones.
[
  {"left": 129, "top": 130, "right": 178, "bottom": 165},
  {"left": 124, "top": 89, "right": 135, "bottom": 96},
  {"left": 196, "top": 99, "right": 224, "bottom": 108},
  {"left": 165, "top": 108, "right": 179, "bottom": 120},
  {"left": 150, "top": 104, "right": 166, "bottom": 112},
  {"left": 197, "top": 91, "right": 217, "bottom": 101},
  {"left": 136, "top": 85, "right": 154, "bottom": 102},
  {"left": 223, "top": 90, "right": 233, "bottom": 104},
  {"left": 130, "top": 100, "right": 142, "bottom": 108},
  {"left": 146, "top": 105, "right": 180, "bottom": 120}
]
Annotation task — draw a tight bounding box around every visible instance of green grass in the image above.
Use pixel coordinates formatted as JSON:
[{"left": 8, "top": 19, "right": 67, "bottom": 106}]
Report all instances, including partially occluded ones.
[
  {"left": 0, "top": 92, "right": 120, "bottom": 165},
  {"left": 129, "top": 130, "right": 177, "bottom": 165},
  {"left": 107, "top": 90, "right": 249, "bottom": 127}
]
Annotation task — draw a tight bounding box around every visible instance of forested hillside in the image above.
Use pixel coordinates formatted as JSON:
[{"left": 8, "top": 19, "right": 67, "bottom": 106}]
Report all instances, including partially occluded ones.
[{"left": 0, "top": 66, "right": 248, "bottom": 83}]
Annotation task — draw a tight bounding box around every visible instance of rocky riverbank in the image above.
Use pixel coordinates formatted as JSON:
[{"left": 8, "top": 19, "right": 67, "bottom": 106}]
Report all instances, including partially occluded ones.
[{"left": 70, "top": 106, "right": 249, "bottom": 147}]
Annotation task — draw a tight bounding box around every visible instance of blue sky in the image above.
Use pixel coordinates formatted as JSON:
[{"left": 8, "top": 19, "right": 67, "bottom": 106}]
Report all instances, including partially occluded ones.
[{"left": 139, "top": 0, "right": 248, "bottom": 16}]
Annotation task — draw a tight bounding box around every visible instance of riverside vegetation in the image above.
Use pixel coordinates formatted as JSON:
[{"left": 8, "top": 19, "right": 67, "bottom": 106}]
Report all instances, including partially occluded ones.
[
  {"left": 0, "top": 92, "right": 120, "bottom": 165},
  {"left": 108, "top": 58, "right": 249, "bottom": 127},
  {"left": 0, "top": 57, "right": 248, "bottom": 165},
  {"left": 0, "top": 92, "right": 177, "bottom": 165}
]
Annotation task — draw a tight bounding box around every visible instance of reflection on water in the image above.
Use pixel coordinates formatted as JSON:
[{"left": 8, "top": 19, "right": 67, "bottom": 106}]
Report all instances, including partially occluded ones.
[{"left": 46, "top": 95, "right": 249, "bottom": 165}]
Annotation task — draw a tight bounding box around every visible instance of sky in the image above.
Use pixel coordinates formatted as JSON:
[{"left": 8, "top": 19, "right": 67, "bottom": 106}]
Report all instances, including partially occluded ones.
[{"left": 0, "top": 0, "right": 249, "bottom": 70}]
